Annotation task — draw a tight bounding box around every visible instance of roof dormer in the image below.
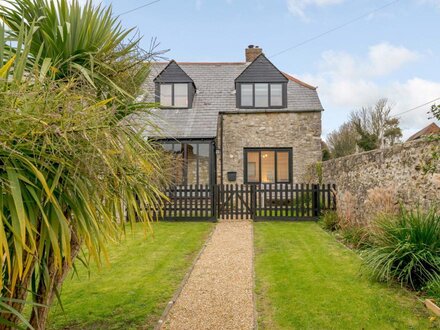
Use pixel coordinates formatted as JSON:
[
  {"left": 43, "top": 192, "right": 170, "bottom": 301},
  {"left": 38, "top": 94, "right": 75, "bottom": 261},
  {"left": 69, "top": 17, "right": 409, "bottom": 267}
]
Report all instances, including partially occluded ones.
[
  {"left": 154, "top": 60, "right": 196, "bottom": 108},
  {"left": 235, "top": 52, "right": 288, "bottom": 109}
]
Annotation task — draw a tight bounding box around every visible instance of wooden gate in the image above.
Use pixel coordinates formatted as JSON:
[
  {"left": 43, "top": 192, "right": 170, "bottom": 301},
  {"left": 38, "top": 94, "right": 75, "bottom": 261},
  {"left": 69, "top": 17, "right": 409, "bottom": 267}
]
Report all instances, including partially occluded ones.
[{"left": 217, "top": 184, "right": 255, "bottom": 220}]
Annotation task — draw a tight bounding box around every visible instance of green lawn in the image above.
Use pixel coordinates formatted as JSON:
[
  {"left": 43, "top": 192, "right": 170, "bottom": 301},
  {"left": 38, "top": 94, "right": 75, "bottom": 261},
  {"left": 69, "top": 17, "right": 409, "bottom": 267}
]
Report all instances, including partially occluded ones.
[
  {"left": 48, "top": 222, "right": 214, "bottom": 330},
  {"left": 254, "top": 222, "right": 438, "bottom": 330}
]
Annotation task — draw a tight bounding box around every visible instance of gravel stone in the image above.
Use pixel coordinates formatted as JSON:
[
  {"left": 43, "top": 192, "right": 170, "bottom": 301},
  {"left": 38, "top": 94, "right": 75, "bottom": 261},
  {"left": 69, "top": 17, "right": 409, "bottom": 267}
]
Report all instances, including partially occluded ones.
[{"left": 162, "top": 221, "right": 254, "bottom": 330}]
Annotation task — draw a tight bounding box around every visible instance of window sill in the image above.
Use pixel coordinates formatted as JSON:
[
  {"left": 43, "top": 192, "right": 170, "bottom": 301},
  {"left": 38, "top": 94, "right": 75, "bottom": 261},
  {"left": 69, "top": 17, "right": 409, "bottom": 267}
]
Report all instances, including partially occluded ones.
[{"left": 238, "top": 106, "right": 287, "bottom": 110}]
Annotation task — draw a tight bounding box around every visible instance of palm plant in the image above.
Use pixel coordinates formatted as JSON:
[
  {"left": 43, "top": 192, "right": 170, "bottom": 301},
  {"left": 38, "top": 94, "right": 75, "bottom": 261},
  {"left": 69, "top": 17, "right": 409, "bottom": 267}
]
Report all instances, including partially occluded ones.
[
  {"left": 0, "top": 1, "right": 169, "bottom": 329},
  {"left": 362, "top": 208, "right": 440, "bottom": 290},
  {"left": 1, "top": 0, "right": 150, "bottom": 113}
]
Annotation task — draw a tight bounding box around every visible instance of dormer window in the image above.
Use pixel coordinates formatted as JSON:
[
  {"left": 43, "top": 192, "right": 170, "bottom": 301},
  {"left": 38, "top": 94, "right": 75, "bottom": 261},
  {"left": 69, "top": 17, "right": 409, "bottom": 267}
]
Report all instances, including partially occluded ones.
[
  {"left": 160, "top": 83, "right": 189, "bottom": 108},
  {"left": 238, "top": 83, "right": 286, "bottom": 108},
  {"left": 154, "top": 60, "right": 195, "bottom": 109},
  {"left": 235, "top": 53, "right": 288, "bottom": 109}
]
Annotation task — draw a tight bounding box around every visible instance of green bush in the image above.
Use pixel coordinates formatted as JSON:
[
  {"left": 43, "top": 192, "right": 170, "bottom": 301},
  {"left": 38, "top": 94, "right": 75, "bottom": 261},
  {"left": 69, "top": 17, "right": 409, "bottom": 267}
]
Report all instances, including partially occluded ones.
[
  {"left": 320, "top": 211, "right": 339, "bottom": 231},
  {"left": 340, "top": 226, "right": 370, "bottom": 249},
  {"left": 362, "top": 208, "right": 440, "bottom": 290},
  {"left": 424, "top": 277, "right": 440, "bottom": 302}
]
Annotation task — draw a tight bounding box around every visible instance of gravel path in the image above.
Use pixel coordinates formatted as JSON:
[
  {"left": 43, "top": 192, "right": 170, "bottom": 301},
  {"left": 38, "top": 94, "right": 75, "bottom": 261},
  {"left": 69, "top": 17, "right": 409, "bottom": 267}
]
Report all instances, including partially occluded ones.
[{"left": 161, "top": 221, "right": 255, "bottom": 330}]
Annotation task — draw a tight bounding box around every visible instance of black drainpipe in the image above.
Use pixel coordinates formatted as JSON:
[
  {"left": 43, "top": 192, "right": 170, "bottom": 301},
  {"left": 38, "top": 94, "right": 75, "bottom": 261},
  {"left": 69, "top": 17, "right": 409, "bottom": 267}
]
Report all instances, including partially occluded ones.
[{"left": 220, "top": 113, "right": 224, "bottom": 186}]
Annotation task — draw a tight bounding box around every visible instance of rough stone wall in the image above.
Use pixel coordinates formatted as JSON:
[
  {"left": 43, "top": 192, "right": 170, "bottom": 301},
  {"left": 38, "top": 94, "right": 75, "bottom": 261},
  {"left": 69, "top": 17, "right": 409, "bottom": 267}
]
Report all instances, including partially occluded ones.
[
  {"left": 217, "top": 112, "right": 322, "bottom": 184},
  {"left": 322, "top": 139, "right": 440, "bottom": 215}
]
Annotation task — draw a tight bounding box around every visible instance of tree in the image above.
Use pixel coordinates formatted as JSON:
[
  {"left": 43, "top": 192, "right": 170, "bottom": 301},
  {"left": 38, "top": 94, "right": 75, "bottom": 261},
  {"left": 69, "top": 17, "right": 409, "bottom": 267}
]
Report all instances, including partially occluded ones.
[
  {"left": 326, "top": 99, "right": 403, "bottom": 158},
  {"left": 326, "top": 122, "right": 358, "bottom": 158},
  {"left": 0, "top": 1, "right": 170, "bottom": 329},
  {"left": 350, "top": 98, "right": 402, "bottom": 151},
  {"left": 321, "top": 140, "right": 331, "bottom": 161},
  {"left": 431, "top": 104, "right": 440, "bottom": 121},
  {"left": 423, "top": 104, "right": 440, "bottom": 174}
]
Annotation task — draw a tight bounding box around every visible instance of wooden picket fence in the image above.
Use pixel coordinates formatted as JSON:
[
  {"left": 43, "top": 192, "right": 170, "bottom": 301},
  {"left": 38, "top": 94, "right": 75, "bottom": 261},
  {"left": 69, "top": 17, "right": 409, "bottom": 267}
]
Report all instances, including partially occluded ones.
[{"left": 157, "top": 183, "right": 336, "bottom": 221}]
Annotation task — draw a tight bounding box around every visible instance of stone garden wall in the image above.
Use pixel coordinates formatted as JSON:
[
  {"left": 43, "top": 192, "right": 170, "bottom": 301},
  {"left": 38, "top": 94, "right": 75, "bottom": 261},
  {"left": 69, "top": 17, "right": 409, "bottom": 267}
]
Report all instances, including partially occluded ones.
[{"left": 322, "top": 139, "right": 440, "bottom": 216}]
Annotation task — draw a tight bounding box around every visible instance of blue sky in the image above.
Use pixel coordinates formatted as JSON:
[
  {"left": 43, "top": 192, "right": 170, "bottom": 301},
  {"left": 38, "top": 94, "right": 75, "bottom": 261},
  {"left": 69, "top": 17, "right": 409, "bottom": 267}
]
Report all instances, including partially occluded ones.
[{"left": 108, "top": 1, "right": 439, "bottom": 138}]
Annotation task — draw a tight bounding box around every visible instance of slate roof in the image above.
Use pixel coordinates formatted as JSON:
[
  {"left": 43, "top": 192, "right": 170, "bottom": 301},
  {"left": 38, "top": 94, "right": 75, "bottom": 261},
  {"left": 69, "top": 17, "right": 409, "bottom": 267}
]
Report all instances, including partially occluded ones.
[
  {"left": 135, "top": 58, "right": 324, "bottom": 139},
  {"left": 153, "top": 60, "right": 194, "bottom": 83},
  {"left": 235, "top": 54, "right": 288, "bottom": 83},
  {"left": 406, "top": 122, "right": 440, "bottom": 141}
]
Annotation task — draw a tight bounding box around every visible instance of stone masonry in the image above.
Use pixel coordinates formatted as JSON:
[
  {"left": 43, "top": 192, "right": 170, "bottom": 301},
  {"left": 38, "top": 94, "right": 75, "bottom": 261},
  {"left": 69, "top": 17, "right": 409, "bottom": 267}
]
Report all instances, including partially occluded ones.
[
  {"left": 218, "top": 111, "right": 322, "bottom": 184},
  {"left": 322, "top": 139, "right": 440, "bottom": 215}
]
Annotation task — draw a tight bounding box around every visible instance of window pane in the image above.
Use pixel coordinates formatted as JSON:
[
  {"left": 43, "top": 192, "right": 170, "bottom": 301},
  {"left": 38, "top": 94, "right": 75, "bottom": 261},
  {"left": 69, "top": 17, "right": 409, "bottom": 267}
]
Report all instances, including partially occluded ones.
[
  {"left": 255, "top": 83, "right": 269, "bottom": 107},
  {"left": 198, "top": 144, "right": 210, "bottom": 185},
  {"left": 270, "top": 84, "right": 283, "bottom": 107},
  {"left": 277, "top": 151, "right": 290, "bottom": 182},
  {"left": 186, "top": 144, "right": 197, "bottom": 185},
  {"left": 161, "top": 143, "right": 173, "bottom": 152},
  {"left": 174, "top": 83, "right": 188, "bottom": 107},
  {"left": 167, "top": 143, "right": 184, "bottom": 185},
  {"left": 261, "top": 151, "right": 275, "bottom": 183},
  {"left": 247, "top": 151, "right": 260, "bottom": 183},
  {"left": 160, "top": 84, "right": 172, "bottom": 106},
  {"left": 241, "top": 84, "right": 253, "bottom": 106},
  {"left": 173, "top": 143, "right": 183, "bottom": 153}
]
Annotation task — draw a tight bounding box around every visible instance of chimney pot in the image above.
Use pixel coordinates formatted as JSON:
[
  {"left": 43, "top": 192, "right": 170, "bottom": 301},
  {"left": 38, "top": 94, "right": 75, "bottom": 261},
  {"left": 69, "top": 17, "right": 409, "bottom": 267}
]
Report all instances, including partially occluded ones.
[{"left": 245, "top": 45, "right": 262, "bottom": 62}]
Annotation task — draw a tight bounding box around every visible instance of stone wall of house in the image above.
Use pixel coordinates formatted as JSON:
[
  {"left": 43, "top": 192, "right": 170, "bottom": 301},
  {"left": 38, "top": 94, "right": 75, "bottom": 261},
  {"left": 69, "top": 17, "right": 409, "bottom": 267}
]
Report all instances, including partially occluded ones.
[
  {"left": 217, "top": 111, "right": 322, "bottom": 184},
  {"left": 322, "top": 139, "right": 440, "bottom": 215}
]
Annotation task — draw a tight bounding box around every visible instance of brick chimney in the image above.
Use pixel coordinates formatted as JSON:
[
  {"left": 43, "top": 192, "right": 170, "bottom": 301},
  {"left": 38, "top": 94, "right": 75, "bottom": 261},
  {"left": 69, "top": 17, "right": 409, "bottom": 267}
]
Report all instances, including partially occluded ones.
[{"left": 245, "top": 45, "right": 262, "bottom": 62}]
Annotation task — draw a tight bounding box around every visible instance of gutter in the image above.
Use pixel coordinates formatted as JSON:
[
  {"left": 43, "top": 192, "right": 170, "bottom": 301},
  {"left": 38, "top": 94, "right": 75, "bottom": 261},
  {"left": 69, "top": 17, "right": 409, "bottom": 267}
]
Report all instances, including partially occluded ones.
[{"left": 218, "top": 109, "right": 324, "bottom": 115}]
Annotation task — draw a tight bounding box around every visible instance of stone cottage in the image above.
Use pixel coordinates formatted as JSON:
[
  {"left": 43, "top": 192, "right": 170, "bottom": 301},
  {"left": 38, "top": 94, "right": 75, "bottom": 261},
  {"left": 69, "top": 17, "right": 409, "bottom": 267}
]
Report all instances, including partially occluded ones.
[{"left": 136, "top": 46, "right": 324, "bottom": 186}]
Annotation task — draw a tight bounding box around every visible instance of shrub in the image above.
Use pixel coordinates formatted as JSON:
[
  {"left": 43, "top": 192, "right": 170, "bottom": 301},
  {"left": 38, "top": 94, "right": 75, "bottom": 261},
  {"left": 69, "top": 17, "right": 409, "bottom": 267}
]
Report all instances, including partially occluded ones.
[
  {"left": 320, "top": 211, "right": 339, "bottom": 231},
  {"left": 363, "top": 186, "right": 399, "bottom": 225},
  {"left": 340, "top": 226, "right": 371, "bottom": 249},
  {"left": 424, "top": 277, "right": 440, "bottom": 302},
  {"left": 335, "top": 190, "right": 358, "bottom": 229},
  {"left": 0, "top": 1, "right": 169, "bottom": 327},
  {"left": 362, "top": 208, "right": 440, "bottom": 290},
  {"left": 304, "top": 161, "right": 323, "bottom": 184}
]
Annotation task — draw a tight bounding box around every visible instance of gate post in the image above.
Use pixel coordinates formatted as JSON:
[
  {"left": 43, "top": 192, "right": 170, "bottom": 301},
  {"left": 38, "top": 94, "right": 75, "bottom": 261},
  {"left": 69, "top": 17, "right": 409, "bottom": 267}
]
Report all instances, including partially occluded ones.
[
  {"left": 213, "top": 184, "right": 218, "bottom": 220},
  {"left": 250, "top": 184, "right": 257, "bottom": 220},
  {"left": 312, "top": 184, "right": 320, "bottom": 219},
  {"left": 332, "top": 183, "right": 337, "bottom": 210}
]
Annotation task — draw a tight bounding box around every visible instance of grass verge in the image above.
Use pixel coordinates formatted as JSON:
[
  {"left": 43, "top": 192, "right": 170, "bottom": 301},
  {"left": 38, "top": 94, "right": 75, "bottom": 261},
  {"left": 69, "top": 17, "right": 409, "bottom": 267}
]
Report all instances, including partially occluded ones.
[
  {"left": 48, "top": 222, "right": 214, "bottom": 330},
  {"left": 254, "top": 222, "right": 438, "bottom": 329}
]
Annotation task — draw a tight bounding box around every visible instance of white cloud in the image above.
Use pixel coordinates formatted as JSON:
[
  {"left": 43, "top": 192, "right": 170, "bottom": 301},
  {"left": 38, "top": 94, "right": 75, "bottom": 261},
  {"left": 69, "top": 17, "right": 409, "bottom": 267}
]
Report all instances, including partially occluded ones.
[
  {"left": 300, "top": 43, "right": 439, "bottom": 139},
  {"left": 389, "top": 78, "right": 440, "bottom": 137},
  {"left": 287, "top": 0, "right": 344, "bottom": 18},
  {"left": 368, "top": 43, "right": 420, "bottom": 76},
  {"left": 318, "top": 42, "right": 420, "bottom": 79}
]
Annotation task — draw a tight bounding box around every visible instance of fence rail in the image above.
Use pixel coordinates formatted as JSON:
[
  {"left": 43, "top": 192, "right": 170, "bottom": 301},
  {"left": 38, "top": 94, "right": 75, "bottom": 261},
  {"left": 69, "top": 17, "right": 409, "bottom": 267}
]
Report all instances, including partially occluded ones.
[
  {"left": 160, "top": 184, "right": 215, "bottom": 221},
  {"left": 156, "top": 183, "right": 336, "bottom": 221}
]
